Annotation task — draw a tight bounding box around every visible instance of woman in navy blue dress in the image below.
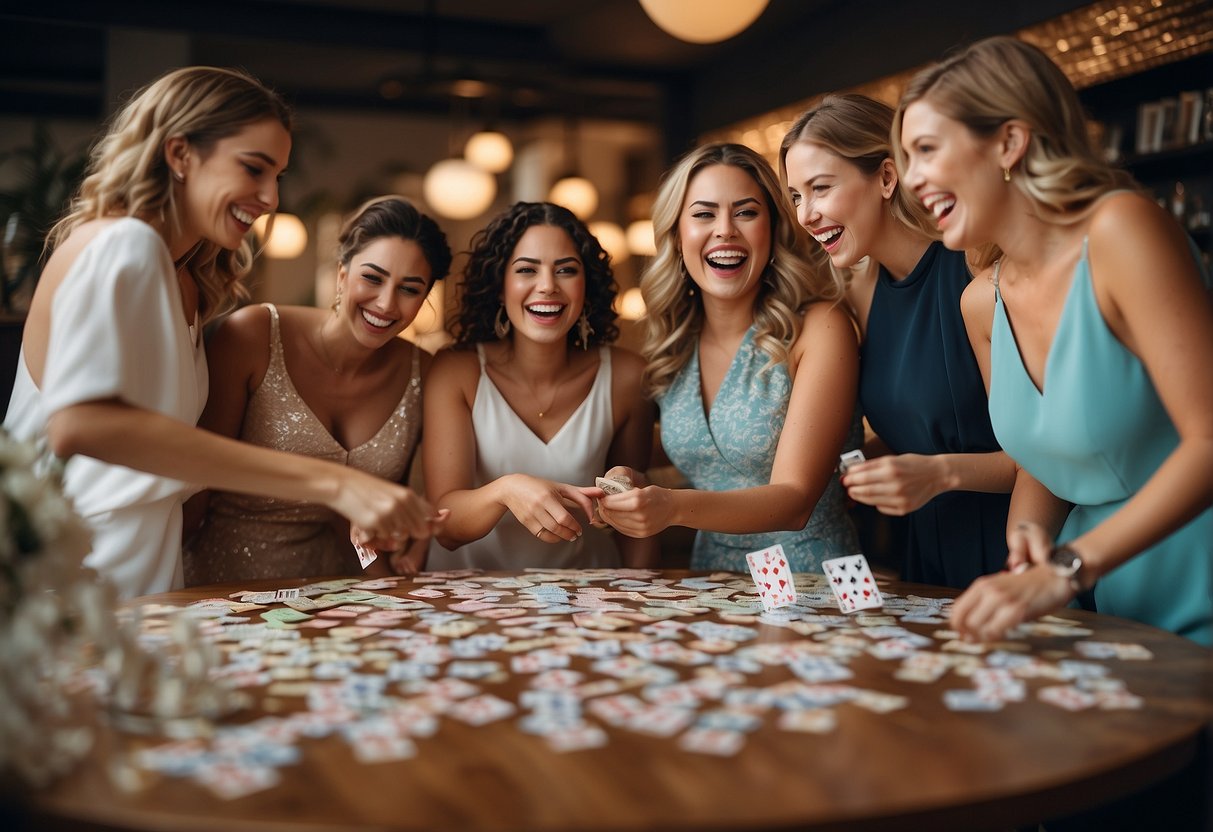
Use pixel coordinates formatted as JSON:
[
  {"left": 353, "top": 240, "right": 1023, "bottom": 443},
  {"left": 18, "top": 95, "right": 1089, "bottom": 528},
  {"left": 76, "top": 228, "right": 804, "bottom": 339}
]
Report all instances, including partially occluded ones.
[{"left": 780, "top": 94, "right": 1014, "bottom": 589}]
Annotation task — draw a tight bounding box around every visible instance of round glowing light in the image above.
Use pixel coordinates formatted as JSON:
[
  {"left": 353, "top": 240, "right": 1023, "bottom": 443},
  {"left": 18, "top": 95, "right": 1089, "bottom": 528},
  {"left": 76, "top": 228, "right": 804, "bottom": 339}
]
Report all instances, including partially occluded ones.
[
  {"left": 625, "top": 219, "right": 657, "bottom": 257},
  {"left": 253, "top": 212, "right": 308, "bottom": 259},
  {"left": 587, "top": 221, "right": 629, "bottom": 263},
  {"left": 423, "top": 158, "right": 497, "bottom": 220},
  {"left": 617, "top": 287, "right": 647, "bottom": 321},
  {"left": 548, "top": 176, "right": 599, "bottom": 220},
  {"left": 464, "top": 130, "right": 514, "bottom": 173},
  {"left": 638, "top": 0, "right": 769, "bottom": 44}
]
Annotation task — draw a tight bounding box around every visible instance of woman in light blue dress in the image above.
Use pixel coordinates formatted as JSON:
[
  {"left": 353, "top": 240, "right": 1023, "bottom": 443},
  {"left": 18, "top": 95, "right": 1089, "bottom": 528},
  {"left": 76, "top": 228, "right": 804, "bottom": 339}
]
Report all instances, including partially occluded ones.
[
  {"left": 896, "top": 37, "right": 1213, "bottom": 645},
  {"left": 598, "top": 144, "right": 860, "bottom": 572}
]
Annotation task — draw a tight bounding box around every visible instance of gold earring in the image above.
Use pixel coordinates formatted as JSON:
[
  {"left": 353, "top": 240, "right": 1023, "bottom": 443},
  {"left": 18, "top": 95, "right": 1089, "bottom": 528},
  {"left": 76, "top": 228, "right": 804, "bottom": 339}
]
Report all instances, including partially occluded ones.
[
  {"left": 1003, "top": 167, "right": 1012, "bottom": 183},
  {"left": 576, "top": 312, "right": 594, "bottom": 350},
  {"left": 494, "top": 305, "right": 511, "bottom": 338},
  {"left": 331, "top": 288, "right": 342, "bottom": 312}
]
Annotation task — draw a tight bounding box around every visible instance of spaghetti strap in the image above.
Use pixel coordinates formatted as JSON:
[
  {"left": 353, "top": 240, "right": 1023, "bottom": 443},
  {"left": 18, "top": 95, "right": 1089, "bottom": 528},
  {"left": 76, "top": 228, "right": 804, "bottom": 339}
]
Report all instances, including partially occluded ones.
[{"left": 475, "top": 343, "right": 487, "bottom": 370}]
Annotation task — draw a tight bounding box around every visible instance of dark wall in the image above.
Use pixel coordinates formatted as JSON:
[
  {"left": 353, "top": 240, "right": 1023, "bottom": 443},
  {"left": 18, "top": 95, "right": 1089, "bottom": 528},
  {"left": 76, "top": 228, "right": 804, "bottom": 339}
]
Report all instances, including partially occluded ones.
[{"left": 677, "top": 0, "right": 1093, "bottom": 148}]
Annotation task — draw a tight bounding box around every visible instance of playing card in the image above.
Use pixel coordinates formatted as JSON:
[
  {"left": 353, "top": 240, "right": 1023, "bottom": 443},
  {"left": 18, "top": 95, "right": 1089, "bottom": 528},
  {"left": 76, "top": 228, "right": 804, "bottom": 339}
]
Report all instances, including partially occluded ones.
[
  {"left": 838, "top": 449, "right": 866, "bottom": 476},
  {"left": 821, "top": 554, "right": 882, "bottom": 614},
  {"left": 745, "top": 544, "right": 797, "bottom": 612},
  {"left": 354, "top": 542, "right": 378, "bottom": 569},
  {"left": 595, "top": 476, "right": 633, "bottom": 495}
]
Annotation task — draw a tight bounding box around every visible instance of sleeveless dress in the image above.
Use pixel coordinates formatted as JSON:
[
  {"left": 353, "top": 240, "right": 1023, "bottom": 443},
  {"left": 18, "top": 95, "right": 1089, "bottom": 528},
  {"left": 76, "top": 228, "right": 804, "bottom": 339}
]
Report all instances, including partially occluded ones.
[
  {"left": 860, "top": 242, "right": 1010, "bottom": 588},
  {"left": 183, "top": 304, "right": 421, "bottom": 584},
  {"left": 988, "top": 241, "right": 1213, "bottom": 646},
  {"left": 658, "top": 325, "right": 860, "bottom": 572},
  {"left": 4, "top": 219, "right": 207, "bottom": 599},
  {"left": 427, "top": 345, "right": 620, "bottom": 570}
]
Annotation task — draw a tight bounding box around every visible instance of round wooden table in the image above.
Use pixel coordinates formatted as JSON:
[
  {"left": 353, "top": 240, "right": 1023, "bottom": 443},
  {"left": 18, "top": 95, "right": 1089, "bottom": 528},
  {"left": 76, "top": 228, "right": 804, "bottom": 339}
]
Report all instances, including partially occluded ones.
[{"left": 13, "top": 570, "right": 1213, "bottom": 831}]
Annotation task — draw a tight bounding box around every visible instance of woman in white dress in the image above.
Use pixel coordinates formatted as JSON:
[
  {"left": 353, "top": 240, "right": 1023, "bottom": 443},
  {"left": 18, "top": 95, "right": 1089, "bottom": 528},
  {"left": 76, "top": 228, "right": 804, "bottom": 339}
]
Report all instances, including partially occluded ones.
[
  {"left": 3, "top": 67, "right": 440, "bottom": 598},
  {"left": 424, "top": 202, "right": 657, "bottom": 569}
]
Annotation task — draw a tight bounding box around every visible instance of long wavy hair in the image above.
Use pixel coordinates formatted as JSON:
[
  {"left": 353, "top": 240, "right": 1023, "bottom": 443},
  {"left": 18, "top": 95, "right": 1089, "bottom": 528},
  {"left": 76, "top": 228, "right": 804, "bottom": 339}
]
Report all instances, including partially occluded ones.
[
  {"left": 337, "top": 195, "right": 451, "bottom": 290},
  {"left": 892, "top": 36, "right": 1137, "bottom": 270},
  {"left": 780, "top": 93, "right": 936, "bottom": 241},
  {"left": 642, "top": 142, "right": 842, "bottom": 397},
  {"left": 48, "top": 66, "right": 293, "bottom": 324},
  {"left": 451, "top": 201, "right": 619, "bottom": 349}
]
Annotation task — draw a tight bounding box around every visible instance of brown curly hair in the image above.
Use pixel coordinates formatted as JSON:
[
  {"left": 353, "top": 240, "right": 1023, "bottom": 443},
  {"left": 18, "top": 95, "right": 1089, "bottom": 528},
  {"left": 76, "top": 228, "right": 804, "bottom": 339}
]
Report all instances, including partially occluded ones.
[{"left": 451, "top": 202, "right": 619, "bottom": 349}]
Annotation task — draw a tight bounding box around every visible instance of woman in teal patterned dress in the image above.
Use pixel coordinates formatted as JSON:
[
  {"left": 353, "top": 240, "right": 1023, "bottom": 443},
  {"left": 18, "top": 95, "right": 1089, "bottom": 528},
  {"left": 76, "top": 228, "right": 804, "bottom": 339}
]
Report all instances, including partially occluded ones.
[
  {"left": 896, "top": 37, "right": 1213, "bottom": 645},
  {"left": 598, "top": 143, "right": 860, "bottom": 572}
]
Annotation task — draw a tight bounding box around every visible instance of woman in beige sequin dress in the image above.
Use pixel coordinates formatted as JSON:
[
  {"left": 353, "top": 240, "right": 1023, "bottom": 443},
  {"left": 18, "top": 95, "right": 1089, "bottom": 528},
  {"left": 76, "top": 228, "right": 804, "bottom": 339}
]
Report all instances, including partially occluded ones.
[{"left": 184, "top": 197, "right": 451, "bottom": 584}]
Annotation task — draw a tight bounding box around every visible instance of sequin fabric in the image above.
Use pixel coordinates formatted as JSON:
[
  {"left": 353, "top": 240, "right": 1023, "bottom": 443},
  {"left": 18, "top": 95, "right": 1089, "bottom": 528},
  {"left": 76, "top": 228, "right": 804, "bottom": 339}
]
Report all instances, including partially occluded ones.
[{"left": 184, "top": 304, "right": 421, "bottom": 585}]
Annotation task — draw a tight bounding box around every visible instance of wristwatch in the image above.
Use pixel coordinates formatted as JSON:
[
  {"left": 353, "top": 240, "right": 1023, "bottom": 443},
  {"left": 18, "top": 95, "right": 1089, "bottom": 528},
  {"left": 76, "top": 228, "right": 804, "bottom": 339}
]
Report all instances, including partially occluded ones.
[{"left": 1048, "top": 544, "right": 1094, "bottom": 593}]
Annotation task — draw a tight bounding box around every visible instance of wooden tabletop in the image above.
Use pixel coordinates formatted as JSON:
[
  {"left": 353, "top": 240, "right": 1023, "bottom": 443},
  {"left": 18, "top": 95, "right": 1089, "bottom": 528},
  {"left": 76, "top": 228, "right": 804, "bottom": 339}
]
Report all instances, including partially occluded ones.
[{"left": 13, "top": 569, "right": 1213, "bottom": 832}]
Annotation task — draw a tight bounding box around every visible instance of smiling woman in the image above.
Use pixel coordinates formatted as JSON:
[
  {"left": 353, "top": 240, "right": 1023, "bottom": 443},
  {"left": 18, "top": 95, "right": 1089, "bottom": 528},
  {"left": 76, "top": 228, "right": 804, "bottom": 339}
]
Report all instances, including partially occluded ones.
[
  {"left": 2, "top": 68, "right": 445, "bottom": 599},
  {"left": 424, "top": 201, "right": 658, "bottom": 571},
  {"left": 185, "top": 196, "right": 452, "bottom": 584},
  {"left": 595, "top": 143, "right": 860, "bottom": 573}
]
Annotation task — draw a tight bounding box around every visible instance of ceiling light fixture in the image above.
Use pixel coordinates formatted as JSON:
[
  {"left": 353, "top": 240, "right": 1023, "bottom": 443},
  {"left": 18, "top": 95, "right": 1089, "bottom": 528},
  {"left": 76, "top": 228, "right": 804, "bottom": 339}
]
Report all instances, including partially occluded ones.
[
  {"left": 638, "top": 0, "right": 770, "bottom": 44},
  {"left": 423, "top": 158, "right": 496, "bottom": 220},
  {"left": 253, "top": 213, "right": 308, "bottom": 259},
  {"left": 464, "top": 130, "right": 514, "bottom": 174}
]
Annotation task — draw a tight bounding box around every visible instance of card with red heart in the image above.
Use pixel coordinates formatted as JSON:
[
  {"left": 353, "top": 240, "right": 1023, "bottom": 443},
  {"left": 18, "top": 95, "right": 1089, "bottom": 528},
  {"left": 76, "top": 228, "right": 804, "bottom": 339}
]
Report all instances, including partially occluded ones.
[
  {"left": 745, "top": 544, "right": 797, "bottom": 612},
  {"left": 822, "top": 553, "right": 883, "bottom": 613}
]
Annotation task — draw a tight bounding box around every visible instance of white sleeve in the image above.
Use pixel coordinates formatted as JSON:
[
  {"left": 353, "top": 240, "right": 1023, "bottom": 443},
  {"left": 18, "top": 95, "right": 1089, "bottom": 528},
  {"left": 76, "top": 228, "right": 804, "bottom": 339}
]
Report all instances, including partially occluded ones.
[{"left": 42, "top": 221, "right": 183, "bottom": 416}]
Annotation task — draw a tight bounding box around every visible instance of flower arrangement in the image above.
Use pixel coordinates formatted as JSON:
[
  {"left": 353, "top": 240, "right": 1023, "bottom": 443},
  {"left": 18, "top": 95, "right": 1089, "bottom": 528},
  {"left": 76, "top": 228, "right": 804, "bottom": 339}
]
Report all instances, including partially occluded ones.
[{"left": 0, "top": 429, "right": 99, "bottom": 785}]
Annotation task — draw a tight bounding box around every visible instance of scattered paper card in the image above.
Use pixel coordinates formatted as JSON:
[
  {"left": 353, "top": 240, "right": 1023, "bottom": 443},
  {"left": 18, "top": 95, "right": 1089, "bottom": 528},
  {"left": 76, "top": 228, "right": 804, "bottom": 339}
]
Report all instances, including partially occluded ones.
[
  {"left": 838, "top": 449, "right": 866, "bottom": 476},
  {"left": 745, "top": 544, "right": 797, "bottom": 612},
  {"left": 354, "top": 542, "right": 378, "bottom": 570},
  {"left": 822, "top": 553, "right": 882, "bottom": 613},
  {"left": 595, "top": 476, "right": 633, "bottom": 495}
]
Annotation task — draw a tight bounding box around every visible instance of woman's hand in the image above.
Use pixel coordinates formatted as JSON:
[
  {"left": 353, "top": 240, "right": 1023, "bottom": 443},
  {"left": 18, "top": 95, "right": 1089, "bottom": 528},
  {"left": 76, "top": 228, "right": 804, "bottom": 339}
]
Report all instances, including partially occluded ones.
[
  {"left": 499, "top": 474, "right": 601, "bottom": 543},
  {"left": 1005, "top": 520, "right": 1056, "bottom": 571},
  {"left": 350, "top": 527, "right": 431, "bottom": 578},
  {"left": 336, "top": 469, "right": 448, "bottom": 546},
  {"left": 597, "top": 485, "right": 676, "bottom": 538},
  {"left": 949, "top": 564, "right": 1076, "bottom": 642},
  {"left": 841, "top": 453, "right": 949, "bottom": 515}
]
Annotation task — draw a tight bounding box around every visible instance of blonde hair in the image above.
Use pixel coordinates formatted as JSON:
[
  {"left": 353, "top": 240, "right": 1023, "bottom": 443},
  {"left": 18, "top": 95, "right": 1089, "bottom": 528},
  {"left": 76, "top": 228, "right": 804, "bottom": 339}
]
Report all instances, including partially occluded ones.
[
  {"left": 780, "top": 93, "right": 936, "bottom": 241},
  {"left": 892, "top": 36, "right": 1136, "bottom": 270},
  {"left": 49, "top": 66, "right": 292, "bottom": 324},
  {"left": 641, "top": 143, "right": 842, "bottom": 397}
]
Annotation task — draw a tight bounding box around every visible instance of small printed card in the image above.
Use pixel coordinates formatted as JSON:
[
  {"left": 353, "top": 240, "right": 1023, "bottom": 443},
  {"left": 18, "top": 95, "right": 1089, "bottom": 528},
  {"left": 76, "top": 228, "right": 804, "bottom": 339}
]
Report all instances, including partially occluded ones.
[
  {"left": 595, "top": 476, "right": 633, "bottom": 495},
  {"left": 838, "top": 449, "right": 866, "bottom": 476},
  {"left": 822, "top": 553, "right": 883, "bottom": 614},
  {"left": 745, "top": 544, "right": 797, "bottom": 612},
  {"left": 354, "top": 542, "right": 378, "bottom": 570}
]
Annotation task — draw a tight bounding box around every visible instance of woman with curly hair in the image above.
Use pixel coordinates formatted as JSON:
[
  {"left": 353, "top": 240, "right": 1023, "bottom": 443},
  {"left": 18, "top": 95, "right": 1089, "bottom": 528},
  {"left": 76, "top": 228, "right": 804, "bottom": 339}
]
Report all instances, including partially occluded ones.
[
  {"left": 780, "top": 94, "right": 1014, "bottom": 589},
  {"left": 597, "top": 143, "right": 860, "bottom": 572},
  {"left": 3, "top": 67, "right": 441, "bottom": 598},
  {"left": 185, "top": 196, "right": 451, "bottom": 584},
  {"left": 424, "top": 202, "right": 657, "bottom": 569},
  {"left": 896, "top": 37, "right": 1213, "bottom": 645}
]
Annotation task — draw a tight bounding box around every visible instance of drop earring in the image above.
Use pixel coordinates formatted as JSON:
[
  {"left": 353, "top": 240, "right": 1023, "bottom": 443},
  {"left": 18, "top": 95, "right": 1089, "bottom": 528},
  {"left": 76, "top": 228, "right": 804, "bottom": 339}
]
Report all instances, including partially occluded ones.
[
  {"left": 494, "top": 305, "right": 511, "bottom": 338},
  {"left": 576, "top": 312, "right": 594, "bottom": 350},
  {"left": 331, "top": 288, "right": 342, "bottom": 313},
  {"left": 1003, "top": 167, "right": 1012, "bottom": 183}
]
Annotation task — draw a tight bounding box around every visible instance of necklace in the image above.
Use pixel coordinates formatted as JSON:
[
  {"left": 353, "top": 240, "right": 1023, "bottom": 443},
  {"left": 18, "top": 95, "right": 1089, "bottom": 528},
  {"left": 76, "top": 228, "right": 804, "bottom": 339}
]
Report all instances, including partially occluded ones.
[
  {"left": 518, "top": 370, "right": 564, "bottom": 419},
  {"left": 314, "top": 321, "right": 348, "bottom": 376}
]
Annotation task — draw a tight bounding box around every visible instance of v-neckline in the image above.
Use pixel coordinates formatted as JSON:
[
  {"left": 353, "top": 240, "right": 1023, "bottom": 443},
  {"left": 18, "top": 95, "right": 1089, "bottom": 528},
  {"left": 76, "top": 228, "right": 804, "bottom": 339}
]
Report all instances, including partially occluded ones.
[
  {"left": 996, "top": 241, "right": 1086, "bottom": 398},
  {"left": 480, "top": 347, "right": 604, "bottom": 447},
  {"left": 696, "top": 325, "right": 754, "bottom": 423},
  {"left": 276, "top": 317, "right": 412, "bottom": 455}
]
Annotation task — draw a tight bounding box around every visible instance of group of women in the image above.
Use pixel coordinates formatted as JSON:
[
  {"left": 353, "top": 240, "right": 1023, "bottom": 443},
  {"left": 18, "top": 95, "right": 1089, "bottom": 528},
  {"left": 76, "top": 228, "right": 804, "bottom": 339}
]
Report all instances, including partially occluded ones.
[{"left": 7, "top": 37, "right": 1210, "bottom": 650}]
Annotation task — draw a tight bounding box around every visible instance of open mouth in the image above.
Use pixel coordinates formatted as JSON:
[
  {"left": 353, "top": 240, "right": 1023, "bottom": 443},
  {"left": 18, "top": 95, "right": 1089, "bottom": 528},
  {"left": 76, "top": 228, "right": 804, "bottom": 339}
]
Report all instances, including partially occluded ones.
[
  {"left": 812, "top": 226, "right": 843, "bottom": 251},
  {"left": 705, "top": 248, "right": 748, "bottom": 274},
  {"left": 921, "top": 192, "right": 956, "bottom": 225},
  {"left": 361, "top": 308, "right": 396, "bottom": 329},
  {"left": 525, "top": 302, "right": 565, "bottom": 322},
  {"left": 230, "top": 205, "right": 257, "bottom": 232}
]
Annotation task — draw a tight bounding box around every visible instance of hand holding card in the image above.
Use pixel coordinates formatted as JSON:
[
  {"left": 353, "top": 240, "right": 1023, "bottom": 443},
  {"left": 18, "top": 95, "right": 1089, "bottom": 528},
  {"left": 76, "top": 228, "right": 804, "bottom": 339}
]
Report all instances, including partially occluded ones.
[
  {"left": 595, "top": 476, "right": 633, "bottom": 495},
  {"left": 822, "top": 553, "right": 883, "bottom": 613},
  {"left": 745, "top": 544, "right": 797, "bottom": 612}
]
